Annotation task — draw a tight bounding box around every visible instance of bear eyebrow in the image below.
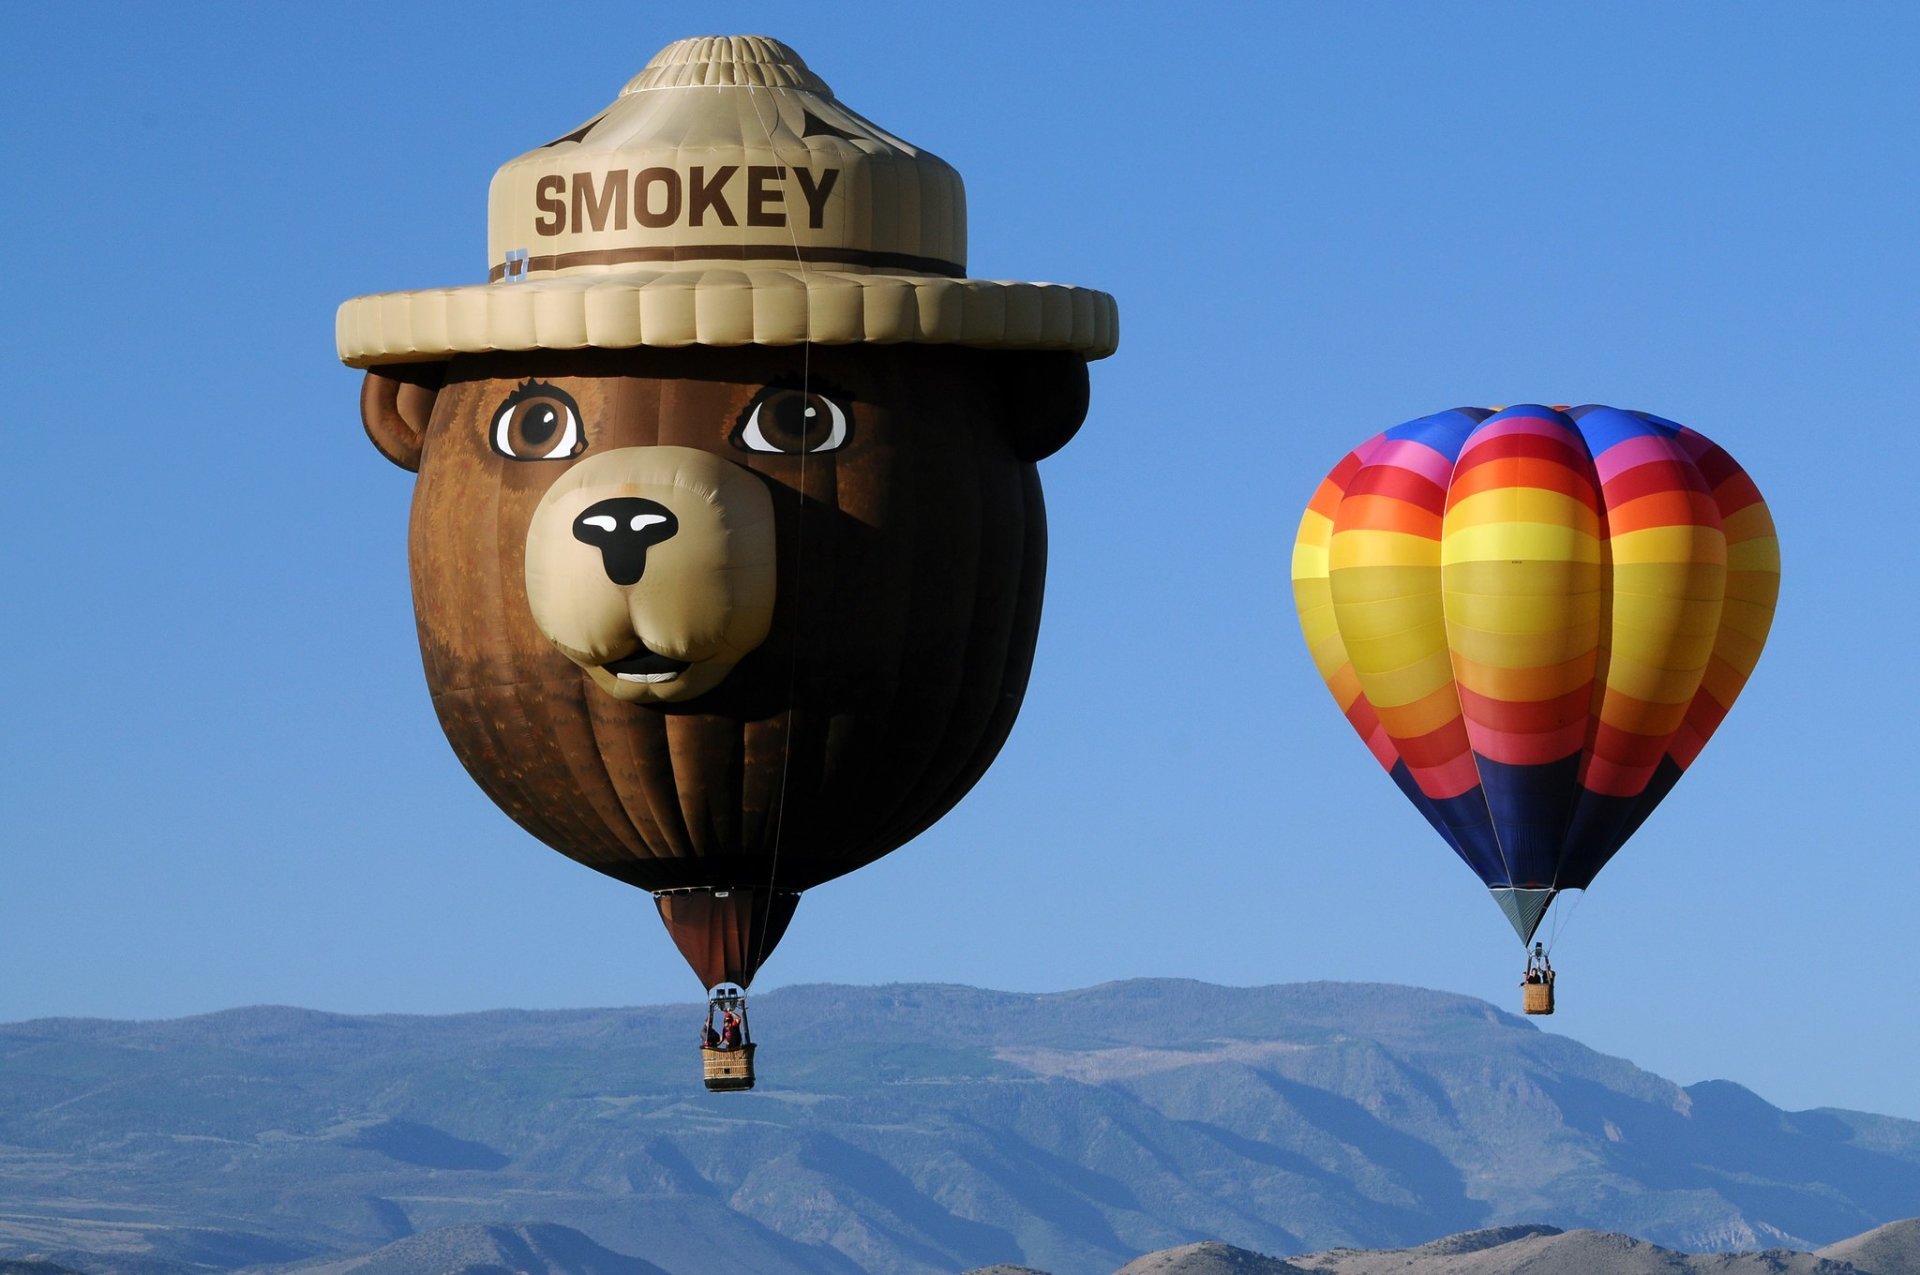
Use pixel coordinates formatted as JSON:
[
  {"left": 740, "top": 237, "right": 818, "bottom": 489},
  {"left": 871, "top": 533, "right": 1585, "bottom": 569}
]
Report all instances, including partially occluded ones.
[
  {"left": 503, "top": 378, "right": 574, "bottom": 408},
  {"left": 759, "top": 372, "right": 855, "bottom": 402}
]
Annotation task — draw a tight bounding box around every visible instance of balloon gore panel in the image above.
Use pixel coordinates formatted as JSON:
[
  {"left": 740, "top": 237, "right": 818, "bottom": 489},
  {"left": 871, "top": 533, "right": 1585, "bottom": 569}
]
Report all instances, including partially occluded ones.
[{"left": 656, "top": 889, "right": 801, "bottom": 990}]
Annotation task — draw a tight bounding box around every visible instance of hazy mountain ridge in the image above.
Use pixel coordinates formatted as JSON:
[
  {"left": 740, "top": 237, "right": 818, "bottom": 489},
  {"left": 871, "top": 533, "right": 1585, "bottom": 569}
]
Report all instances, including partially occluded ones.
[
  {"left": 2, "top": 981, "right": 1917, "bottom": 1275},
  {"left": 37, "top": 1221, "right": 1920, "bottom": 1275}
]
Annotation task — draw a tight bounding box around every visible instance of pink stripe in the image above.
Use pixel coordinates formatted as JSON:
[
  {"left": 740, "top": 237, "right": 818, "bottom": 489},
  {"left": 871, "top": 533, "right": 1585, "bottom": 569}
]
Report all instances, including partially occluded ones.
[
  {"left": 1463, "top": 414, "right": 1581, "bottom": 449},
  {"left": 1364, "top": 725, "right": 1400, "bottom": 771},
  {"left": 1674, "top": 428, "right": 1716, "bottom": 462},
  {"left": 1410, "top": 750, "right": 1482, "bottom": 800},
  {"left": 1350, "top": 432, "right": 1395, "bottom": 465},
  {"left": 1667, "top": 726, "right": 1707, "bottom": 770},
  {"left": 1579, "top": 757, "right": 1659, "bottom": 799},
  {"left": 1368, "top": 438, "right": 1457, "bottom": 488},
  {"left": 1463, "top": 720, "right": 1588, "bottom": 766},
  {"left": 1591, "top": 433, "right": 1691, "bottom": 483}
]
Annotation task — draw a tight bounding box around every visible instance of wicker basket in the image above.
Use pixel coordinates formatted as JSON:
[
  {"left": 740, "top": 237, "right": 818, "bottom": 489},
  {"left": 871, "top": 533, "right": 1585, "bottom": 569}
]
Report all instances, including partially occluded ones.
[
  {"left": 701, "top": 1043, "right": 757, "bottom": 1091},
  {"left": 1522, "top": 981, "right": 1555, "bottom": 1016}
]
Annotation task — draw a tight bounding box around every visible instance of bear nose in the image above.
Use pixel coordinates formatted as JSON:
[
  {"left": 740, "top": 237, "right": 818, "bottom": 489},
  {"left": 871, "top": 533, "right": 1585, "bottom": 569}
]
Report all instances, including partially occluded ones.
[{"left": 573, "top": 497, "right": 680, "bottom": 586}]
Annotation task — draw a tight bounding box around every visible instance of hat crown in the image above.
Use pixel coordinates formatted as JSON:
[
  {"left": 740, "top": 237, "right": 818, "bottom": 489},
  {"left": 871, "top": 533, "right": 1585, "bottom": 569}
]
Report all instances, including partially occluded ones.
[
  {"left": 485, "top": 35, "right": 966, "bottom": 284},
  {"left": 622, "top": 35, "right": 830, "bottom": 94},
  {"left": 337, "top": 34, "right": 1120, "bottom": 365}
]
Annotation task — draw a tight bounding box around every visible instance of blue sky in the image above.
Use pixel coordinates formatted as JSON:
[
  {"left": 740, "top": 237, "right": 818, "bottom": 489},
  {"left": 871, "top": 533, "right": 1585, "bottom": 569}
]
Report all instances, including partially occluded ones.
[{"left": 4, "top": 2, "right": 1917, "bottom": 1122}]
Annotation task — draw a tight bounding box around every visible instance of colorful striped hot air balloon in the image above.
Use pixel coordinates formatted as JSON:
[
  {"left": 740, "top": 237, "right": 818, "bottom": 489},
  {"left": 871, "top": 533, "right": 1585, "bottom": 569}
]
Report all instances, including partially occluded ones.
[{"left": 1292, "top": 405, "right": 1779, "bottom": 975}]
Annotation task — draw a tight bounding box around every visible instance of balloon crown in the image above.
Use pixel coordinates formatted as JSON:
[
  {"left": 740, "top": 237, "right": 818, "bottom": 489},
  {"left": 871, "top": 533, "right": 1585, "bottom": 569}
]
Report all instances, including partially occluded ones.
[{"left": 622, "top": 35, "right": 832, "bottom": 93}]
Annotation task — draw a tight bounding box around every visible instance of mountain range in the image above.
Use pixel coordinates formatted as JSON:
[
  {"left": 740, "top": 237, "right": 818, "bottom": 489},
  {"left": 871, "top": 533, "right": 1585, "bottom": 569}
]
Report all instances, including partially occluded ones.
[{"left": 2, "top": 981, "right": 1917, "bottom": 1275}]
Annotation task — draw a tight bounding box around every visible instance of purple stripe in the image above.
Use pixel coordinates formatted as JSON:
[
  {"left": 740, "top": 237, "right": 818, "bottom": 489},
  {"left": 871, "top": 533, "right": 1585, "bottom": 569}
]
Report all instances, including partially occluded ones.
[
  {"left": 1462, "top": 414, "right": 1586, "bottom": 453},
  {"left": 1369, "top": 438, "right": 1458, "bottom": 488},
  {"left": 1591, "top": 433, "right": 1692, "bottom": 483},
  {"left": 1351, "top": 433, "right": 1395, "bottom": 466}
]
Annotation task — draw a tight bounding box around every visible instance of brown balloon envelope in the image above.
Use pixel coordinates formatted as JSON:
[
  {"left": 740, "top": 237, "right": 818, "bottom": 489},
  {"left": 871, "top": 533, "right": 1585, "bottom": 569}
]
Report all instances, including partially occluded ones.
[{"left": 340, "top": 35, "right": 1115, "bottom": 996}]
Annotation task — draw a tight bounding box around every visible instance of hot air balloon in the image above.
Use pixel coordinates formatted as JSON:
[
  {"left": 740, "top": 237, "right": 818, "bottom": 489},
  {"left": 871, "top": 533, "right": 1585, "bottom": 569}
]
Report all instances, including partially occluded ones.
[
  {"left": 1292, "top": 405, "right": 1778, "bottom": 1013},
  {"left": 340, "top": 35, "right": 1117, "bottom": 1087}
]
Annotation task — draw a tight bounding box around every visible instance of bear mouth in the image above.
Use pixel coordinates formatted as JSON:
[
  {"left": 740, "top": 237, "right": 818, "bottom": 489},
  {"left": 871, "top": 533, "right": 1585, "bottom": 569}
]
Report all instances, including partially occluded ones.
[{"left": 601, "top": 648, "right": 692, "bottom": 685}]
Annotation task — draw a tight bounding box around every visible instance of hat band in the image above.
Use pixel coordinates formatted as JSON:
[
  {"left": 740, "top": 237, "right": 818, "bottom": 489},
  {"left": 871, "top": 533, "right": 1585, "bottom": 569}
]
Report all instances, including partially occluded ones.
[{"left": 488, "top": 242, "right": 967, "bottom": 282}]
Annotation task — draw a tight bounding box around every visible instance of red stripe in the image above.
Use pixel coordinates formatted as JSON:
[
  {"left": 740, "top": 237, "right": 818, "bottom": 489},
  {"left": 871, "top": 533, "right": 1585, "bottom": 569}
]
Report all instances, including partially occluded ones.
[
  {"left": 1391, "top": 718, "right": 1475, "bottom": 769},
  {"left": 1457, "top": 683, "right": 1591, "bottom": 734},
  {"left": 1455, "top": 430, "right": 1591, "bottom": 475},
  {"left": 1712, "top": 470, "right": 1766, "bottom": 517},
  {"left": 1446, "top": 454, "right": 1600, "bottom": 510},
  {"left": 1585, "top": 721, "right": 1672, "bottom": 769},
  {"left": 1346, "top": 465, "right": 1449, "bottom": 516},
  {"left": 1602, "top": 459, "right": 1712, "bottom": 504}
]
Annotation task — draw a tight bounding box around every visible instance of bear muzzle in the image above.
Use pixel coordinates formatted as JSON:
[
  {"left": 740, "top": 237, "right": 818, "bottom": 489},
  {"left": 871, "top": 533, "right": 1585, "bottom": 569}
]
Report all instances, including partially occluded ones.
[{"left": 524, "top": 446, "right": 777, "bottom": 704}]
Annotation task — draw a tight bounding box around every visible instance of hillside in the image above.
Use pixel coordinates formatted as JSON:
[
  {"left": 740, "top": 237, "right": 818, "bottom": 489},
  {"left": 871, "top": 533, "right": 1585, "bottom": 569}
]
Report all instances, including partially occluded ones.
[{"left": 2, "top": 981, "right": 1918, "bottom": 1275}]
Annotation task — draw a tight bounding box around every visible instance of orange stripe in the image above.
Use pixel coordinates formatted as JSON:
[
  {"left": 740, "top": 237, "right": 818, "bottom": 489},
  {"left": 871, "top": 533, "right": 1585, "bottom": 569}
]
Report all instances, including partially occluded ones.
[
  {"left": 1446, "top": 455, "right": 1597, "bottom": 506},
  {"left": 1604, "top": 489, "right": 1722, "bottom": 535},
  {"left": 1581, "top": 756, "right": 1659, "bottom": 798},
  {"left": 1337, "top": 492, "right": 1444, "bottom": 538},
  {"left": 1306, "top": 476, "right": 1348, "bottom": 520},
  {"left": 1409, "top": 750, "right": 1483, "bottom": 800},
  {"left": 1586, "top": 720, "right": 1672, "bottom": 768},
  {"left": 1391, "top": 717, "right": 1474, "bottom": 769},
  {"left": 1456, "top": 682, "right": 1590, "bottom": 732}
]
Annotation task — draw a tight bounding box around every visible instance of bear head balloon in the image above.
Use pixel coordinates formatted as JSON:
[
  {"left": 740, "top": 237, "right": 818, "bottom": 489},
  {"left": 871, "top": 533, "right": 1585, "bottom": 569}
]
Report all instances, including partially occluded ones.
[{"left": 340, "top": 36, "right": 1117, "bottom": 1008}]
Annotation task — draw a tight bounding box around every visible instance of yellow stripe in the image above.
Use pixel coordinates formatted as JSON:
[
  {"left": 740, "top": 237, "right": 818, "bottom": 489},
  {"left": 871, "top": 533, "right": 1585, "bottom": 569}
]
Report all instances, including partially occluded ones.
[
  {"left": 1607, "top": 524, "right": 1727, "bottom": 567},
  {"left": 1442, "top": 558, "right": 1603, "bottom": 598},
  {"left": 1443, "top": 587, "right": 1602, "bottom": 634},
  {"left": 1611, "top": 560, "right": 1727, "bottom": 603},
  {"left": 1327, "top": 563, "right": 1439, "bottom": 604},
  {"left": 1330, "top": 592, "right": 1447, "bottom": 643},
  {"left": 1294, "top": 509, "right": 1333, "bottom": 552},
  {"left": 1441, "top": 521, "right": 1603, "bottom": 566},
  {"left": 1722, "top": 504, "right": 1777, "bottom": 541},
  {"left": 1715, "top": 598, "right": 1777, "bottom": 646},
  {"left": 1713, "top": 628, "right": 1768, "bottom": 675},
  {"left": 1602, "top": 651, "right": 1712, "bottom": 704},
  {"left": 1727, "top": 536, "right": 1781, "bottom": 573},
  {"left": 1598, "top": 696, "right": 1690, "bottom": 733},
  {"left": 1292, "top": 540, "right": 1329, "bottom": 581},
  {"left": 1445, "top": 622, "right": 1599, "bottom": 669},
  {"left": 1451, "top": 653, "right": 1593, "bottom": 700},
  {"left": 1331, "top": 529, "right": 1439, "bottom": 570},
  {"left": 1344, "top": 617, "right": 1451, "bottom": 671},
  {"left": 1349, "top": 647, "right": 1458, "bottom": 708},
  {"left": 1446, "top": 487, "right": 1601, "bottom": 536}
]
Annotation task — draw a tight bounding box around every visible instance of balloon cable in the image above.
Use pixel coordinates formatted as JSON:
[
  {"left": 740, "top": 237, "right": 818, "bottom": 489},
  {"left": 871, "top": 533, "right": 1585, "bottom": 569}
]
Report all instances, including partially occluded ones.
[
  {"left": 1544, "top": 886, "right": 1585, "bottom": 958},
  {"left": 744, "top": 77, "right": 814, "bottom": 981}
]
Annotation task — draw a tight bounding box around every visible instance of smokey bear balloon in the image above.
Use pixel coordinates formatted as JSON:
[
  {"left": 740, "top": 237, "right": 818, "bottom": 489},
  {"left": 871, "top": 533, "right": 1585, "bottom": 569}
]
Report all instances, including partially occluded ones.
[{"left": 340, "top": 36, "right": 1116, "bottom": 1000}]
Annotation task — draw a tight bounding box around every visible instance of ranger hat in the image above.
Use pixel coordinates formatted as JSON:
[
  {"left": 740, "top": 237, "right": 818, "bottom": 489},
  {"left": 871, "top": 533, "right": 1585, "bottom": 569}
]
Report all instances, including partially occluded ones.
[{"left": 337, "top": 35, "right": 1118, "bottom": 367}]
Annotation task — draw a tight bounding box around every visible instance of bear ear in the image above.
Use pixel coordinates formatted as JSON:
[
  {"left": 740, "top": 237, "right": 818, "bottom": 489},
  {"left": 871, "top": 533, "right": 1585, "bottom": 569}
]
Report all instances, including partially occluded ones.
[
  {"left": 360, "top": 363, "right": 447, "bottom": 472},
  {"left": 997, "top": 351, "right": 1091, "bottom": 463}
]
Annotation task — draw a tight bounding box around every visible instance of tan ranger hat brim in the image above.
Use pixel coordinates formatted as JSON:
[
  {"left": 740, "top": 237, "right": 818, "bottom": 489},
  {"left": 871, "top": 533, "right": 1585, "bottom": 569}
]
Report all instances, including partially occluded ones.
[
  {"left": 336, "top": 35, "right": 1117, "bottom": 368},
  {"left": 337, "top": 267, "right": 1117, "bottom": 368}
]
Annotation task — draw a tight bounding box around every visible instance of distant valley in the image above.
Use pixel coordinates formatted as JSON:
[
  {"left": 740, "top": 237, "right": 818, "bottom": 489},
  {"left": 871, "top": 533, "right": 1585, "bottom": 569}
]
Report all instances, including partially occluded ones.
[{"left": 2, "top": 981, "right": 1918, "bottom": 1275}]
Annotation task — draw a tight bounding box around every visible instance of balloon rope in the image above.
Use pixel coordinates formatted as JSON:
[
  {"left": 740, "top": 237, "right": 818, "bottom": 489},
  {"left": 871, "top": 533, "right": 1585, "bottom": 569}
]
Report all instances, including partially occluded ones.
[
  {"left": 1544, "top": 886, "right": 1585, "bottom": 958},
  {"left": 744, "top": 78, "right": 815, "bottom": 980}
]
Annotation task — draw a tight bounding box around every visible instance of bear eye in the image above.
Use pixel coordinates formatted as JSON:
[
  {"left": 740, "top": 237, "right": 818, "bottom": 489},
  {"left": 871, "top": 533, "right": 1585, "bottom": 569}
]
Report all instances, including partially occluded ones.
[
  {"left": 491, "top": 381, "right": 584, "bottom": 461},
  {"left": 733, "top": 387, "right": 850, "bottom": 455}
]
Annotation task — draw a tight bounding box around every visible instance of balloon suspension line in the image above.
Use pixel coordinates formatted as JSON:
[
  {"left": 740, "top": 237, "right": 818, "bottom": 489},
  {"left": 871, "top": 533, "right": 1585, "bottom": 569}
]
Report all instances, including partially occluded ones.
[
  {"left": 1543, "top": 885, "right": 1585, "bottom": 958},
  {"left": 746, "top": 78, "right": 813, "bottom": 979}
]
